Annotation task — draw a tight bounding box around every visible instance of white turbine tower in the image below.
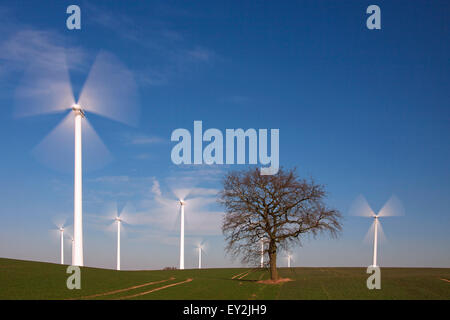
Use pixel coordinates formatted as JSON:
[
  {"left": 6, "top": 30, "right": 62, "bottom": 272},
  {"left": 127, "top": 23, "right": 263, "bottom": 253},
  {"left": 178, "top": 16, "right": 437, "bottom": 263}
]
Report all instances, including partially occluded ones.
[
  {"left": 71, "top": 237, "right": 74, "bottom": 264},
  {"left": 103, "top": 203, "right": 135, "bottom": 271},
  {"left": 287, "top": 254, "right": 292, "bottom": 268},
  {"left": 179, "top": 200, "right": 185, "bottom": 270},
  {"left": 198, "top": 245, "right": 202, "bottom": 269},
  {"left": 59, "top": 227, "right": 64, "bottom": 265},
  {"left": 115, "top": 217, "right": 122, "bottom": 271},
  {"left": 15, "top": 51, "right": 140, "bottom": 267},
  {"left": 260, "top": 238, "right": 265, "bottom": 268},
  {"left": 196, "top": 241, "right": 207, "bottom": 269},
  {"left": 350, "top": 195, "right": 404, "bottom": 267}
]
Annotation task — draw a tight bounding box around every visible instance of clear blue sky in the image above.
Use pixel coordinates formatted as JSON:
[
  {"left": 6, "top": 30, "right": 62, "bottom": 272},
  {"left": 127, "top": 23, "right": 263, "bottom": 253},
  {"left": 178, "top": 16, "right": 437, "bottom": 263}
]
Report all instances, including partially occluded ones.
[{"left": 0, "top": 1, "right": 448, "bottom": 269}]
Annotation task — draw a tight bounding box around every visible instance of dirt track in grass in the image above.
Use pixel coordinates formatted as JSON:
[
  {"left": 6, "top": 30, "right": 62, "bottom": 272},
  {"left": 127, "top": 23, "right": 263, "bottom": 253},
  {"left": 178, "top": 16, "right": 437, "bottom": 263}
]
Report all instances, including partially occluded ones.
[{"left": 72, "top": 277, "right": 175, "bottom": 300}]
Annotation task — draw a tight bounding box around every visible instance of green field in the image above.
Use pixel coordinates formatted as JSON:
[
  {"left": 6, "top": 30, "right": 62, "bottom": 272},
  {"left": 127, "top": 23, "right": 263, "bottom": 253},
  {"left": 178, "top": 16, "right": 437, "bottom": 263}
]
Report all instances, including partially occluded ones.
[{"left": 0, "top": 258, "right": 448, "bottom": 300}]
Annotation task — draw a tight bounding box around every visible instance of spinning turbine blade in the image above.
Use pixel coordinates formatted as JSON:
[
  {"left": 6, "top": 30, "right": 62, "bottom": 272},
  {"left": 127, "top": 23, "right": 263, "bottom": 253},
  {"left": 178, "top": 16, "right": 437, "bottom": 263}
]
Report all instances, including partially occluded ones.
[
  {"left": 52, "top": 215, "right": 67, "bottom": 229},
  {"left": 376, "top": 220, "right": 387, "bottom": 243},
  {"left": 364, "top": 219, "right": 387, "bottom": 244},
  {"left": 378, "top": 195, "right": 405, "bottom": 217},
  {"left": 82, "top": 118, "right": 113, "bottom": 171},
  {"left": 78, "top": 51, "right": 140, "bottom": 127},
  {"left": 14, "top": 59, "right": 74, "bottom": 118},
  {"left": 363, "top": 220, "right": 376, "bottom": 244},
  {"left": 349, "top": 195, "right": 375, "bottom": 217},
  {"left": 118, "top": 203, "right": 138, "bottom": 225},
  {"left": 172, "top": 188, "right": 192, "bottom": 202},
  {"left": 32, "top": 114, "right": 112, "bottom": 172},
  {"left": 32, "top": 112, "right": 74, "bottom": 172}
]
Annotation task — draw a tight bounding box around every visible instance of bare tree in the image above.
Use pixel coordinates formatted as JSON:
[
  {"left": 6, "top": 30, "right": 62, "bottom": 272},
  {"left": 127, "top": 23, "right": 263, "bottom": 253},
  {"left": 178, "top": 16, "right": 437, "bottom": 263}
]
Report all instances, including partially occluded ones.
[{"left": 219, "top": 167, "right": 342, "bottom": 280}]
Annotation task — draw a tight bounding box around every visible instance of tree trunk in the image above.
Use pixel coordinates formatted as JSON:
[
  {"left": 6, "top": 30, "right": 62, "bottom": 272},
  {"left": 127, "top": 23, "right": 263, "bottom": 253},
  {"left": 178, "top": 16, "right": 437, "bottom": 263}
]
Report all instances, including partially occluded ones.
[{"left": 268, "top": 241, "right": 278, "bottom": 280}]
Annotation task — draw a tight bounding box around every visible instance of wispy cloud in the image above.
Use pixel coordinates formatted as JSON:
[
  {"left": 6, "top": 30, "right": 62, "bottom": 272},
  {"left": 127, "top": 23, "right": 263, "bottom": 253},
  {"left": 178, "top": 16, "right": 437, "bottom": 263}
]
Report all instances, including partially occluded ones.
[
  {"left": 0, "top": 29, "right": 86, "bottom": 73},
  {"left": 84, "top": 172, "right": 224, "bottom": 238},
  {"left": 85, "top": 3, "right": 219, "bottom": 86}
]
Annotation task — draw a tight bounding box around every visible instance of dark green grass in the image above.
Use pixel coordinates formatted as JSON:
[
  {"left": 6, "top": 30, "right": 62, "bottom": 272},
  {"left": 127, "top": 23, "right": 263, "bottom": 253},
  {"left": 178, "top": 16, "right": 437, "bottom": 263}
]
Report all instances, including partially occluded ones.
[{"left": 0, "top": 258, "right": 448, "bottom": 300}]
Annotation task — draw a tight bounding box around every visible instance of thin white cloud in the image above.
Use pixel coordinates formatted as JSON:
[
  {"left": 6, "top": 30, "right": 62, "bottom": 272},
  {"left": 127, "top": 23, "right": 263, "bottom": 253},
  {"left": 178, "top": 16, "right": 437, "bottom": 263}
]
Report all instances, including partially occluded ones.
[
  {"left": 0, "top": 29, "right": 85, "bottom": 73},
  {"left": 85, "top": 3, "right": 218, "bottom": 87}
]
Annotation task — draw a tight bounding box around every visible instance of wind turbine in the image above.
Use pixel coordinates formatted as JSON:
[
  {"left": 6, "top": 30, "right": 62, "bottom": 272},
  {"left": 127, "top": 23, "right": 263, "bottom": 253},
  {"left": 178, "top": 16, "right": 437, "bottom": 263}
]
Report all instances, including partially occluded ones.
[
  {"left": 115, "top": 217, "right": 122, "bottom": 271},
  {"left": 287, "top": 254, "right": 293, "bottom": 268},
  {"left": 260, "top": 238, "right": 267, "bottom": 268},
  {"left": 71, "top": 237, "right": 74, "bottom": 264},
  {"left": 350, "top": 195, "right": 404, "bottom": 267},
  {"left": 59, "top": 226, "right": 65, "bottom": 264},
  {"left": 196, "top": 241, "right": 207, "bottom": 269},
  {"left": 179, "top": 200, "right": 185, "bottom": 270},
  {"left": 102, "top": 202, "right": 135, "bottom": 271},
  {"left": 52, "top": 217, "right": 67, "bottom": 265},
  {"left": 15, "top": 51, "right": 140, "bottom": 267}
]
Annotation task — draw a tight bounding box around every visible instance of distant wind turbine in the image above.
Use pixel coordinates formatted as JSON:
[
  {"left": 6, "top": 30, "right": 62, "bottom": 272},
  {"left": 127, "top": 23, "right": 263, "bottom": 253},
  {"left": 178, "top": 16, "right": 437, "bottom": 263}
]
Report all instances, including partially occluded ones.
[
  {"left": 103, "top": 203, "right": 135, "bottom": 271},
  {"left": 260, "top": 238, "right": 268, "bottom": 268},
  {"left": 115, "top": 217, "right": 122, "bottom": 270},
  {"left": 59, "top": 227, "right": 64, "bottom": 265},
  {"left": 350, "top": 195, "right": 404, "bottom": 267},
  {"left": 287, "top": 253, "right": 294, "bottom": 268},
  {"left": 15, "top": 51, "right": 140, "bottom": 267},
  {"left": 52, "top": 217, "right": 67, "bottom": 265},
  {"left": 196, "top": 241, "right": 207, "bottom": 269},
  {"left": 179, "top": 200, "right": 185, "bottom": 270}
]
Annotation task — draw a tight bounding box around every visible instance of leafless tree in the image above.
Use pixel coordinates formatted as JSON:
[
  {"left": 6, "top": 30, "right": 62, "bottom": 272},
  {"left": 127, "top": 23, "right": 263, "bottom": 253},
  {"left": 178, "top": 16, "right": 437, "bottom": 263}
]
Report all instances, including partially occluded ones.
[{"left": 219, "top": 167, "right": 342, "bottom": 280}]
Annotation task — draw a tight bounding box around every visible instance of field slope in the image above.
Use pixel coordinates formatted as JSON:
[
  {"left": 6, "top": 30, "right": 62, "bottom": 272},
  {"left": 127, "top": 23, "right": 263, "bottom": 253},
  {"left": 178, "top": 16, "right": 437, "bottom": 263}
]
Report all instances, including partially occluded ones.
[{"left": 0, "top": 258, "right": 448, "bottom": 300}]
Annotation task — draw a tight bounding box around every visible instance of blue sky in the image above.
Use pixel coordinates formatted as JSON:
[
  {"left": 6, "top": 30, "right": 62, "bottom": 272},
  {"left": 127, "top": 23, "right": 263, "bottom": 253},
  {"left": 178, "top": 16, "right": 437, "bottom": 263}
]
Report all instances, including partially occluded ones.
[{"left": 0, "top": 1, "right": 449, "bottom": 269}]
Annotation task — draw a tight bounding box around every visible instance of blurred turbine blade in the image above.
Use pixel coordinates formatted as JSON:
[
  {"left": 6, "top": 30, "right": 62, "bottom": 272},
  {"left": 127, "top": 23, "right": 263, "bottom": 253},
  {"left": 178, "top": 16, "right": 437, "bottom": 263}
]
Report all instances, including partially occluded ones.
[
  {"left": 349, "top": 195, "right": 375, "bottom": 217},
  {"left": 105, "top": 221, "right": 117, "bottom": 233},
  {"left": 32, "top": 114, "right": 113, "bottom": 172},
  {"left": 378, "top": 195, "right": 405, "bottom": 217},
  {"left": 64, "top": 225, "right": 73, "bottom": 239},
  {"left": 363, "top": 220, "right": 376, "bottom": 244},
  {"left": 49, "top": 228, "right": 60, "bottom": 241},
  {"left": 14, "top": 58, "right": 74, "bottom": 118},
  {"left": 172, "top": 188, "right": 192, "bottom": 202},
  {"left": 78, "top": 51, "right": 140, "bottom": 127},
  {"left": 377, "top": 220, "right": 387, "bottom": 243},
  {"left": 102, "top": 202, "right": 119, "bottom": 221},
  {"left": 31, "top": 112, "right": 74, "bottom": 172},
  {"left": 83, "top": 118, "right": 113, "bottom": 171},
  {"left": 119, "top": 203, "right": 137, "bottom": 224},
  {"left": 52, "top": 215, "right": 68, "bottom": 229}
]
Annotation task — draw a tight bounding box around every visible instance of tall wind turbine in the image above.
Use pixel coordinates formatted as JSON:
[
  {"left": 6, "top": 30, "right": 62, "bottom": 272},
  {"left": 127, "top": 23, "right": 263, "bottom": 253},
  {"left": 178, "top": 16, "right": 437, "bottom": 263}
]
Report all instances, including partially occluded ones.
[
  {"left": 115, "top": 217, "right": 122, "bottom": 271},
  {"left": 103, "top": 202, "right": 135, "bottom": 271},
  {"left": 179, "top": 200, "right": 185, "bottom": 270},
  {"left": 196, "top": 241, "right": 207, "bottom": 269},
  {"left": 350, "top": 195, "right": 404, "bottom": 267},
  {"left": 287, "top": 254, "right": 293, "bottom": 268},
  {"left": 71, "top": 237, "right": 74, "bottom": 264},
  {"left": 59, "top": 227, "right": 65, "bottom": 265},
  {"left": 15, "top": 51, "right": 140, "bottom": 266},
  {"left": 198, "top": 244, "right": 202, "bottom": 269},
  {"left": 260, "top": 238, "right": 265, "bottom": 268}
]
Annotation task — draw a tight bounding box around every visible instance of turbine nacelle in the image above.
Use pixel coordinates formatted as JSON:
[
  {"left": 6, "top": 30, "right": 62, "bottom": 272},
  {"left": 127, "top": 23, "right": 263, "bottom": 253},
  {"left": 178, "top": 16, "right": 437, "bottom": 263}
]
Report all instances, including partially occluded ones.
[
  {"left": 179, "top": 200, "right": 185, "bottom": 206},
  {"left": 71, "top": 104, "right": 85, "bottom": 117}
]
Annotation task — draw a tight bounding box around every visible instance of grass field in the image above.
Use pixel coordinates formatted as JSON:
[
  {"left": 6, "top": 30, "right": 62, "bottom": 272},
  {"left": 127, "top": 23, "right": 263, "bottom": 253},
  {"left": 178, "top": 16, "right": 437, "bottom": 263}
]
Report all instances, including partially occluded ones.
[{"left": 0, "top": 258, "right": 448, "bottom": 300}]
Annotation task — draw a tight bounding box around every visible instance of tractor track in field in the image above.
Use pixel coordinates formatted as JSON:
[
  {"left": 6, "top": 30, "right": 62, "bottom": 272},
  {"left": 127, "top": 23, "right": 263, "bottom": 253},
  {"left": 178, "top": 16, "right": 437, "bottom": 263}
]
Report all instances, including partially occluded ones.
[
  {"left": 117, "top": 278, "right": 193, "bottom": 299},
  {"left": 231, "top": 270, "right": 251, "bottom": 279},
  {"left": 232, "top": 268, "right": 259, "bottom": 280},
  {"left": 69, "top": 277, "right": 175, "bottom": 300}
]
